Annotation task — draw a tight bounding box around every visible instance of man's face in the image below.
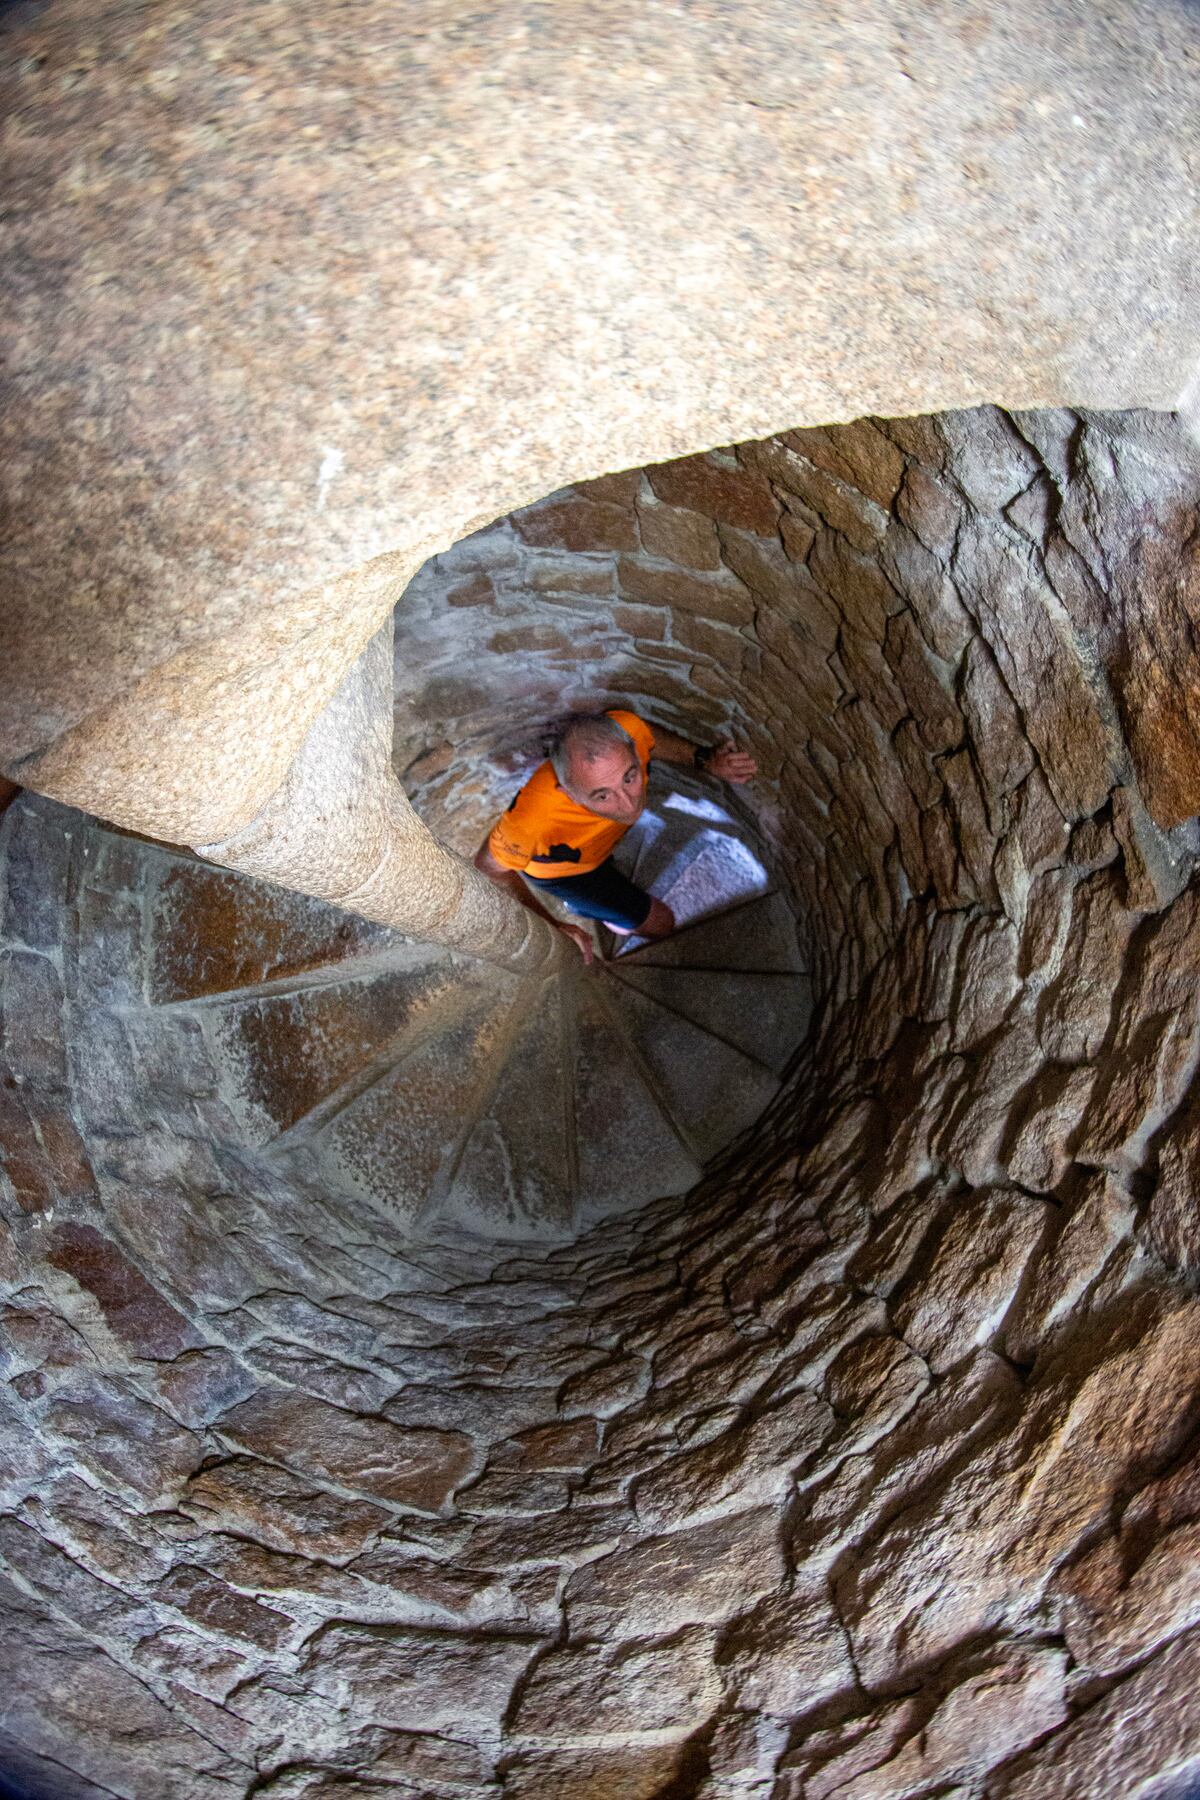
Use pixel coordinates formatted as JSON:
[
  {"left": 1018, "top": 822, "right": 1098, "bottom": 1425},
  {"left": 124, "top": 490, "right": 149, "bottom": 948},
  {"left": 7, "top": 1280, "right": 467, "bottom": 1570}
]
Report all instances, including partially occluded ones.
[{"left": 565, "top": 744, "right": 646, "bottom": 821}]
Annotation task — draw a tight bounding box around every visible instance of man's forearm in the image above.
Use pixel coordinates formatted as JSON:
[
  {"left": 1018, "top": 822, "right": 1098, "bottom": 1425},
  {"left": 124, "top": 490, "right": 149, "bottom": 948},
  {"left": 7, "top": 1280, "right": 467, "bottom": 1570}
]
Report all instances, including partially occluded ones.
[{"left": 650, "top": 725, "right": 702, "bottom": 768}]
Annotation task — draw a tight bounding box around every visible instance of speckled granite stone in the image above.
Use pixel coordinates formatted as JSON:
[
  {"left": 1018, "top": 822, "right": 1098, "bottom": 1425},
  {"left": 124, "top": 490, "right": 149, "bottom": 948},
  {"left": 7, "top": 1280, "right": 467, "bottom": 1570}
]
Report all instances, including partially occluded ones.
[{"left": 2, "top": 0, "right": 1199, "bottom": 838}]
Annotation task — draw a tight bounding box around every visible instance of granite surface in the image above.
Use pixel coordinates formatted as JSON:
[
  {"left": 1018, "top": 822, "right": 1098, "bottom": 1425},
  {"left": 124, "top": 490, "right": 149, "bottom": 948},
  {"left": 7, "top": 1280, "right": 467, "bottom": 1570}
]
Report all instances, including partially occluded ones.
[{"left": 2, "top": 0, "right": 1200, "bottom": 837}]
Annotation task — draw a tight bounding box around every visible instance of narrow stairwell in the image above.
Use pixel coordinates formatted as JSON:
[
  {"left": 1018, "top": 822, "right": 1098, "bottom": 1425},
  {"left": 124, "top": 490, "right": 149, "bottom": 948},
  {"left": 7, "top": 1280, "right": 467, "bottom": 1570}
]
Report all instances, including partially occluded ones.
[{"left": 117, "top": 776, "right": 813, "bottom": 1245}]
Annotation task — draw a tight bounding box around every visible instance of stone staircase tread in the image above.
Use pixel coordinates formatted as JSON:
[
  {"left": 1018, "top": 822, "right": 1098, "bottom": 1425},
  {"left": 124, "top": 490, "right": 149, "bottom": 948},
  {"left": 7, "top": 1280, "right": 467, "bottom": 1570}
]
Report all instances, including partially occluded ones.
[
  {"left": 209, "top": 956, "right": 504, "bottom": 1145},
  {"left": 289, "top": 975, "right": 532, "bottom": 1227},
  {"left": 441, "top": 982, "right": 577, "bottom": 1241},
  {"left": 146, "top": 939, "right": 454, "bottom": 1013},
  {"left": 594, "top": 969, "right": 780, "bottom": 1164},
  {"left": 620, "top": 889, "right": 806, "bottom": 974},
  {"left": 651, "top": 834, "right": 770, "bottom": 935},
  {"left": 146, "top": 851, "right": 409, "bottom": 1004},
  {"left": 571, "top": 979, "right": 704, "bottom": 1218},
  {"left": 607, "top": 964, "right": 813, "bottom": 1076}
]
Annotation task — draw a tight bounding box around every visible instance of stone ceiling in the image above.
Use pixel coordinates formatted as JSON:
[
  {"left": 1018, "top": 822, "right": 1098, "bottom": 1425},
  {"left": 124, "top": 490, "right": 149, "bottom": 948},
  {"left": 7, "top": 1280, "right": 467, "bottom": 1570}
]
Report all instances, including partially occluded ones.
[{"left": 2, "top": 0, "right": 1200, "bottom": 840}]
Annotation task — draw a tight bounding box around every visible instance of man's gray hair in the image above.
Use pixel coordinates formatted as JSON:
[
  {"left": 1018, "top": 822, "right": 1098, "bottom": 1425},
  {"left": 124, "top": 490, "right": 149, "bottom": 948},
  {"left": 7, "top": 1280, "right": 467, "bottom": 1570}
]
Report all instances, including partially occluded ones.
[{"left": 549, "top": 713, "right": 636, "bottom": 786}]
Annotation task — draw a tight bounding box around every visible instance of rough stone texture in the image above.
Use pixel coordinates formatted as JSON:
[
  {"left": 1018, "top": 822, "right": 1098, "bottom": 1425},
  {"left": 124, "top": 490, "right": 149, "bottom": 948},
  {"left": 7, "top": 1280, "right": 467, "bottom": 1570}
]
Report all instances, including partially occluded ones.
[{"left": 5, "top": 401, "right": 1200, "bottom": 1797}]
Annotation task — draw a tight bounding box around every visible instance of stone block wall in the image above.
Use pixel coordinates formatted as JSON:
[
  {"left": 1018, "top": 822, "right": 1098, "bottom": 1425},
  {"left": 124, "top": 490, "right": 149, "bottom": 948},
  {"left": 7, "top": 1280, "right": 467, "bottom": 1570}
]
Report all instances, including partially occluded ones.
[{"left": 2, "top": 405, "right": 1200, "bottom": 1796}]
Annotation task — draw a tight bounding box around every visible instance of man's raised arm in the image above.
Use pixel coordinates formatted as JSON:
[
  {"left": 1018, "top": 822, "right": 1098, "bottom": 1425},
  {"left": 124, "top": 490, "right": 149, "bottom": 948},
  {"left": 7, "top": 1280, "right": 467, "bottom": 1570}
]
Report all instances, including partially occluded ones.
[{"left": 650, "top": 726, "right": 758, "bottom": 784}]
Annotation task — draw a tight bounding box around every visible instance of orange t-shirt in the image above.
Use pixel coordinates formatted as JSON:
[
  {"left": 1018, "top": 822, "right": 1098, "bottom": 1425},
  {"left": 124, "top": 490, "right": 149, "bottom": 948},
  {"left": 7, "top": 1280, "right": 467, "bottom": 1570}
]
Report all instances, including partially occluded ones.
[{"left": 487, "top": 711, "right": 656, "bottom": 879}]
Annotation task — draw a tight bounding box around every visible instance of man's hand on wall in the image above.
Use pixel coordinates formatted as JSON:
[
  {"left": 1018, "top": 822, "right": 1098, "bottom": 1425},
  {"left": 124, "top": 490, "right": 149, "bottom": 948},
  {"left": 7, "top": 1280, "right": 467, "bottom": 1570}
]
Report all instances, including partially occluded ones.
[{"left": 706, "top": 740, "right": 757, "bottom": 784}]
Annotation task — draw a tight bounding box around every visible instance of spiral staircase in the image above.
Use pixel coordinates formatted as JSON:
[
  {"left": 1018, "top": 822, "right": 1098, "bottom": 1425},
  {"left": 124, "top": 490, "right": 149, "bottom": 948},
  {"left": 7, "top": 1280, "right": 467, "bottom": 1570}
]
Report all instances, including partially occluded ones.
[{"left": 79, "top": 773, "right": 812, "bottom": 1246}]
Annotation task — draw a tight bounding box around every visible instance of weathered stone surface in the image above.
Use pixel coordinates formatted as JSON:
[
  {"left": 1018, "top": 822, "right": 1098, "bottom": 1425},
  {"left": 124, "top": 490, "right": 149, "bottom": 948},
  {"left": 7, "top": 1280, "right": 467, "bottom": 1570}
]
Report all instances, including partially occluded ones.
[
  {"left": 513, "top": 495, "right": 639, "bottom": 555},
  {"left": 6, "top": 390, "right": 1200, "bottom": 1797},
  {"left": 1004, "top": 1064, "right": 1095, "bottom": 1193},
  {"left": 637, "top": 498, "right": 722, "bottom": 571},
  {"left": 43, "top": 1375, "right": 202, "bottom": 1504},
  {"left": 788, "top": 1642, "right": 1066, "bottom": 1800},
  {"left": 988, "top": 1626, "right": 1200, "bottom": 1798},
  {"left": 718, "top": 1583, "right": 856, "bottom": 1720},
  {"left": 299, "top": 1622, "right": 536, "bottom": 1734},
  {"left": 891, "top": 1189, "right": 1049, "bottom": 1373},
  {"left": 215, "top": 1392, "right": 475, "bottom": 1511},
  {"left": 1003, "top": 1174, "right": 1133, "bottom": 1365},
  {"left": 1056, "top": 1438, "right": 1200, "bottom": 1677},
  {"left": 155, "top": 1562, "right": 292, "bottom": 1650},
  {"left": 948, "top": 915, "right": 1021, "bottom": 1050},
  {"left": 503, "top": 1745, "right": 687, "bottom": 1799},
  {"left": 0, "top": 1576, "right": 243, "bottom": 1799},
  {"left": 566, "top": 1508, "right": 785, "bottom": 1637},
  {"left": 839, "top": 1297, "right": 1200, "bottom": 1686},
  {"left": 1149, "top": 1100, "right": 1200, "bottom": 1274},
  {"left": 47, "top": 1223, "right": 199, "bottom": 1359},
  {"left": 631, "top": 1387, "right": 833, "bottom": 1529},
  {"left": 617, "top": 557, "right": 755, "bottom": 627},
  {"left": 514, "top": 1626, "right": 721, "bottom": 1740}
]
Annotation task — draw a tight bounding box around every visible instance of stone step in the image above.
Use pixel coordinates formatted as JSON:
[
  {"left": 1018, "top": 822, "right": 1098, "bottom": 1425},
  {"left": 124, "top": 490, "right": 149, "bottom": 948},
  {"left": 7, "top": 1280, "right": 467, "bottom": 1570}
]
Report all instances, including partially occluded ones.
[
  {"left": 123, "top": 786, "right": 813, "bottom": 1245},
  {"left": 623, "top": 888, "right": 807, "bottom": 976},
  {"left": 291, "top": 975, "right": 532, "bottom": 1228},
  {"left": 609, "top": 964, "right": 813, "bottom": 1076},
  {"left": 570, "top": 979, "right": 703, "bottom": 1224},
  {"left": 628, "top": 816, "right": 729, "bottom": 901},
  {"left": 206, "top": 952, "right": 509, "bottom": 1145},
  {"left": 439, "top": 976, "right": 577, "bottom": 1242},
  {"left": 147, "top": 849, "right": 404, "bottom": 1004},
  {"left": 594, "top": 969, "right": 780, "bottom": 1164},
  {"left": 618, "top": 834, "right": 771, "bottom": 954}
]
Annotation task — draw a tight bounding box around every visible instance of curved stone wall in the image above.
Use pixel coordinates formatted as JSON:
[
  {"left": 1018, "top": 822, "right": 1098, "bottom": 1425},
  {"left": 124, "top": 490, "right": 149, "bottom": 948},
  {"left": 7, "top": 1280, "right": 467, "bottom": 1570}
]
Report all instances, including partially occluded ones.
[{"left": 3, "top": 406, "right": 1200, "bottom": 1798}]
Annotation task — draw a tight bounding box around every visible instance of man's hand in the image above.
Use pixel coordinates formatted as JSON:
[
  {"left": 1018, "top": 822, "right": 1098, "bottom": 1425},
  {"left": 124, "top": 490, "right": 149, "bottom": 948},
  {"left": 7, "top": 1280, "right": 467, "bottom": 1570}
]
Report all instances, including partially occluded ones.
[
  {"left": 559, "top": 922, "right": 595, "bottom": 964},
  {"left": 706, "top": 739, "right": 758, "bottom": 784}
]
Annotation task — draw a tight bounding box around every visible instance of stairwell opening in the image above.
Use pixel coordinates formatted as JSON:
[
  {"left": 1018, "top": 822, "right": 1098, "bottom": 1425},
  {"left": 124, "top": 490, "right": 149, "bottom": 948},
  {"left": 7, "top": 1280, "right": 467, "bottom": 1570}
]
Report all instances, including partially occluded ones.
[{"left": 3, "top": 404, "right": 1200, "bottom": 1797}]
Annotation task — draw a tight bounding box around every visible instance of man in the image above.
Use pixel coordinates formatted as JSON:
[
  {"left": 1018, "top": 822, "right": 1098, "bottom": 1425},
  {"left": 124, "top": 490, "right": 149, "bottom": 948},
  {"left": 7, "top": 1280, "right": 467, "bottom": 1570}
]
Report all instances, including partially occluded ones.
[{"left": 474, "top": 710, "right": 757, "bottom": 962}]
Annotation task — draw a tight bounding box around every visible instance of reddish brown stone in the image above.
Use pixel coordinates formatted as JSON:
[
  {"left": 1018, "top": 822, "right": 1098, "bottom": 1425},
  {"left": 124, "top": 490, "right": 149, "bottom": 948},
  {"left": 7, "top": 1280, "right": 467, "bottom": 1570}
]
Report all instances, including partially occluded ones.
[
  {"left": 617, "top": 557, "right": 754, "bottom": 626},
  {"left": 785, "top": 419, "right": 905, "bottom": 510},
  {"left": 571, "top": 469, "right": 641, "bottom": 507},
  {"left": 156, "top": 1563, "right": 292, "bottom": 1649},
  {"left": 27, "top": 1106, "right": 98, "bottom": 1204},
  {"left": 636, "top": 499, "right": 721, "bottom": 570},
  {"left": 1148, "top": 1102, "right": 1200, "bottom": 1275},
  {"left": 1113, "top": 521, "right": 1200, "bottom": 828},
  {"left": 892, "top": 1189, "right": 1050, "bottom": 1373},
  {"left": 566, "top": 1506, "right": 785, "bottom": 1636},
  {"left": 149, "top": 861, "right": 388, "bottom": 1003},
  {"left": 444, "top": 571, "right": 495, "bottom": 608},
  {"left": 489, "top": 1417, "right": 599, "bottom": 1472},
  {"left": 299, "top": 1620, "right": 533, "bottom": 1734},
  {"left": 182, "top": 1456, "right": 391, "bottom": 1559},
  {"left": 501, "top": 1745, "right": 685, "bottom": 1800},
  {"left": 513, "top": 497, "right": 638, "bottom": 554},
  {"left": 513, "top": 1626, "right": 720, "bottom": 1739},
  {"left": 216, "top": 1391, "right": 475, "bottom": 1511},
  {"left": 48, "top": 1223, "right": 199, "bottom": 1359},
  {"left": 645, "top": 452, "right": 780, "bottom": 537},
  {"left": 0, "top": 1084, "right": 56, "bottom": 1214}
]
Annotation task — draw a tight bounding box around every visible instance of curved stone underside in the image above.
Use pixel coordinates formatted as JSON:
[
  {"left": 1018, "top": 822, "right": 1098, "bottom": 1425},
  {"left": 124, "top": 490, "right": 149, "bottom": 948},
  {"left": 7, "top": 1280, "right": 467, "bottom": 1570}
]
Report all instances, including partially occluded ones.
[
  {"left": 3, "top": 405, "right": 1200, "bottom": 1797},
  {"left": 2, "top": 0, "right": 1200, "bottom": 842}
]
